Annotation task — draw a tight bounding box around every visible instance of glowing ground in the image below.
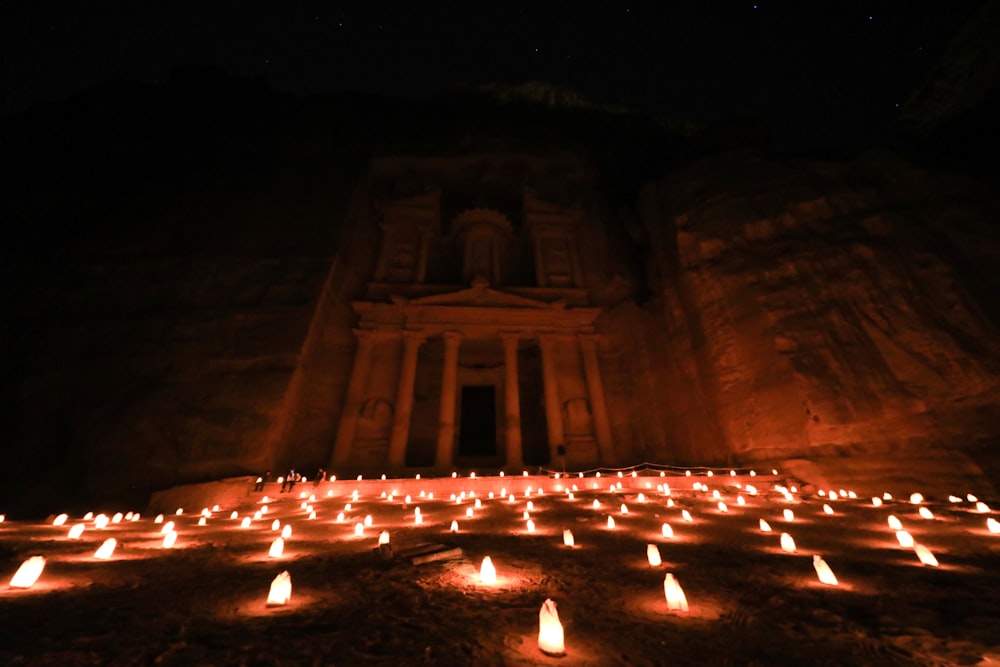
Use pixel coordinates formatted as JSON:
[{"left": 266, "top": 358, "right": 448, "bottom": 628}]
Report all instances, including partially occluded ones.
[{"left": 2, "top": 473, "right": 999, "bottom": 666}]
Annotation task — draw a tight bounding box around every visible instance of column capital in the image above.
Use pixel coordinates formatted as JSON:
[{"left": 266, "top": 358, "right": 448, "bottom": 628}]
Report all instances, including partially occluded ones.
[
  {"left": 536, "top": 331, "right": 557, "bottom": 346},
  {"left": 499, "top": 331, "right": 521, "bottom": 346},
  {"left": 401, "top": 329, "right": 427, "bottom": 345},
  {"left": 441, "top": 330, "right": 464, "bottom": 346}
]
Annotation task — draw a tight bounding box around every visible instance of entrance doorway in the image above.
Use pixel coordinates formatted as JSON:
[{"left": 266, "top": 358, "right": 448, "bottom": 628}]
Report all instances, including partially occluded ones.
[{"left": 458, "top": 385, "right": 497, "bottom": 458}]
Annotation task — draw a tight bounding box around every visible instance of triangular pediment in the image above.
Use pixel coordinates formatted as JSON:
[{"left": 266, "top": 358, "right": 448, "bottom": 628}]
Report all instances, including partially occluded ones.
[{"left": 400, "top": 285, "right": 564, "bottom": 309}]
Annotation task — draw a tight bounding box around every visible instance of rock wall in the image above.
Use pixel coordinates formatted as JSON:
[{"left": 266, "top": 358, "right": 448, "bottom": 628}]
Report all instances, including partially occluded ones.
[{"left": 624, "top": 151, "right": 1000, "bottom": 469}]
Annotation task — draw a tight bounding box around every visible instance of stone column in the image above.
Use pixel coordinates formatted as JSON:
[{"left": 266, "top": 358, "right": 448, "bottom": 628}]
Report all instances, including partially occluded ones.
[
  {"left": 435, "top": 331, "right": 463, "bottom": 468},
  {"left": 500, "top": 333, "right": 523, "bottom": 469},
  {"left": 331, "top": 329, "right": 376, "bottom": 466},
  {"left": 387, "top": 331, "right": 425, "bottom": 468},
  {"left": 537, "top": 333, "right": 564, "bottom": 462},
  {"left": 579, "top": 333, "right": 614, "bottom": 463}
]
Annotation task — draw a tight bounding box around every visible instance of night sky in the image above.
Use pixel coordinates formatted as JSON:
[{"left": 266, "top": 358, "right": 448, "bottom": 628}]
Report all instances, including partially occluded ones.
[{"left": 0, "top": 1, "right": 988, "bottom": 149}]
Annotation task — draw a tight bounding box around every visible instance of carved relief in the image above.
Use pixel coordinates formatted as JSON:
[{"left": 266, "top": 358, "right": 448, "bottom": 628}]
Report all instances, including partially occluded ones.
[
  {"left": 563, "top": 397, "right": 594, "bottom": 438},
  {"left": 385, "top": 231, "right": 419, "bottom": 283},
  {"left": 452, "top": 208, "right": 513, "bottom": 286},
  {"left": 356, "top": 398, "right": 394, "bottom": 441},
  {"left": 541, "top": 237, "right": 574, "bottom": 287}
]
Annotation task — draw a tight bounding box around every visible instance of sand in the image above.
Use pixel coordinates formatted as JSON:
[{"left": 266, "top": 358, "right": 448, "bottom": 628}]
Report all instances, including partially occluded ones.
[{"left": 2, "top": 475, "right": 999, "bottom": 666}]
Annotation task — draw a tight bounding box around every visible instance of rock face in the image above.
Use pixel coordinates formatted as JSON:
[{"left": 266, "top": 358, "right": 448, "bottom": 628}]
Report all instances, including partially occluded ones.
[
  {"left": 3, "top": 75, "right": 999, "bottom": 512},
  {"left": 618, "top": 151, "right": 1000, "bottom": 474}
]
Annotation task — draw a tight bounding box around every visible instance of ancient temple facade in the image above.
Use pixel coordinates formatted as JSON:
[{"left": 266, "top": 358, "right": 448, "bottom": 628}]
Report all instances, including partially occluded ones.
[{"left": 314, "top": 155, "right": 621, "bottom": 472}]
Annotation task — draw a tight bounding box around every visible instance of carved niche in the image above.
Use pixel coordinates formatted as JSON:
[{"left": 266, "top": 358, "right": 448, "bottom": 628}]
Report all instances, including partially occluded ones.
[
  {"left": 451, "top": 208, "right": 513, "bottom": 286},
  {"left": 524, "top": 194, "right": 585, "bottom": 289},
  {"left": 373, "top": 191, "right": 440, "bottom": 285}
]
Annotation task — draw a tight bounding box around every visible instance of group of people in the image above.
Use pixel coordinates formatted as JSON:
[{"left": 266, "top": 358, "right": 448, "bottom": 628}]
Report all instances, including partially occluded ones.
[{"left": 253, "top": 467, "right": 327, "bottom": 493}]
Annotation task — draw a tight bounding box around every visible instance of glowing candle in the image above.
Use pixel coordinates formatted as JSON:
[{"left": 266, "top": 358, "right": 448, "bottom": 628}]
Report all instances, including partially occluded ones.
[
  {"left": 661, "top": 523, "right": 674, "bottom": 538},
  {"left": 538, "top": 599, "right": 566, "bottom": 656},
  {"left": 663, "top": 573, "right": 689, "bottom": 612},
  {"left": 976, "top": 502, "right": 991, "bottom": 513},
  {"left": 162, "top": 531, "right": 177, "bottom": 548},
  {"left": 620, "top": 504, "right": 629, "bottom": 514},
  {"left": 269, "top": 537, "right": 284, "bottom": 558},
  {"left": 988, "top": 517, "right": 1000, "bottom": 534},
  {"left": 240, "top": 517, "right": 252, "bottom": 528},
  {"left": 968, "top": 494, "right": 978, "bottom": 502},
  {"left": 9, "top": 556, "right": 45, "bottom": 588},
  {"left": 281, "top": 524, "right": 292, "bottom": 539},
  {"left": 813, "top": 555, "right": 838, "bottom": 585},
  {"left": 84, "top": 512, "right": 94, "bottom": 520},
  {"left": 308, "top": 511, "right": 316, "bottom": 520},
  {"left": 526, "top": 519, "right": 536, "bottom": 533},
  {"left": 112, "top": 512, "right": 124, "bottom": 524},
  {"left": 230, "top": 511, "right": 239, "bottom": 520},
  {"left": 592, "top": 499, "right": 600, "bottom": 509},
  {"left": 948, "top": 495, "right": 962, "bottom": 503},
  {"left": 759, "top": 519, "right": 771, "bottom": 532},
  {"left": 888, "top": 515, "right": 903, "bottom": 531},
  {"left": 197, "top": 518, "right": 207, "bottom": 526},
  {"left": 682, "top": 510, "right": 693, "bottom": 522},
  {"left": 467, "top": 508, "right": 474, "bottom": 518},
  {"left": 896, "top": 530, "right": 914, "bottom": 547},
  {"left": 527, "top": 501, "right": 535, "bottom": 511},
  {"left": 718, "top": 501, "right": 728, "bottom": 513},
  {"left": 479, "top": 556, "right": 497, "bottom": 585},
  {"left": 271, "top": 519, "right": 280, "bottom": 531},
  {"left": 522, "top": 511, "right": 530, "bottom": 520},
  {"left": 736, "top": 495, "right": 746, "bottom": 506},
  {"left": 909, "top": 493, "right": 924, "bottom": 504},
  {"left": 267, "top": 571, "right": 291, "bottom": 605},
  {"left": 364, "top": 515, "right": 373, "bottom": 527},
  {"left": 336, "top": 512, "right": 345, "bottom": 523},
  {"left": 607, "top": 516, "right": 616, "bottom": 529},
  {"left": 53, "top": 513, "right": 68, "bottom": 526},
  {"left": 637, "top": 493, "right": 646, "bottom": 502},
  {"left": 175, "top": 508, "right": 183, "bottom": 515},
  {"left": 872, "top": 497, "right": 882, "bottom": 507},
  {"left": 94, "top": 514, "right": 109, "bottom": 529},
  {"left": 450, "top": 520, "right": 459, "bottom": 533},
  {"left": 822, "top": 504, "right": 834, "bottom": 515},
  {"left": 783, "top": 509, "right": 794, "bottom": 522},
  {"left": 918, "top": 507, "right": 934, "bottom": 520},
  {"left": 780, "top": 533, "right": 796, "bottom": 553},
  {"left": 161, "top": 521, "right": 175, "bottom": 534},
  {"left": 354, "top": 522, "right": 364, "bottom": 537},
  {"left": 475, "top": 499, "right": 482, "bottom": 509},
  {"left": 254, "top": 511, "right": 262, "bottom": 520},
  {"left": 647, "top": 544, "right": 662, "bottom": 566},
  {"left": 563, "top": 529, "right": 574, "bottom": 546},
  {"left": 914, "top": 544, "right": 938, "bottom": 567}
]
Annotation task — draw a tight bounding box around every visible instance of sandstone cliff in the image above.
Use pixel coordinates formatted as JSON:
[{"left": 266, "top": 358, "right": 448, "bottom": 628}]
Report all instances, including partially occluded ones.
[{"left": 607, "top": 150, "right": 1000, "bottom": 484}]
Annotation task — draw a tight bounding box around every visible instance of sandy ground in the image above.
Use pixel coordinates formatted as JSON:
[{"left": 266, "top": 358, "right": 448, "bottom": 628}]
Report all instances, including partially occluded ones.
[{"left": 2, "top": 475, "right": 1000, "bottom": 666}]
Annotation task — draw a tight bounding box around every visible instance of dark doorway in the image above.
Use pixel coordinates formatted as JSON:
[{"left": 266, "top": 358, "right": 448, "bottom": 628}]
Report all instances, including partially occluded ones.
[{"left": 458, "top": 385, "right": 497, "bottom": 457}]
